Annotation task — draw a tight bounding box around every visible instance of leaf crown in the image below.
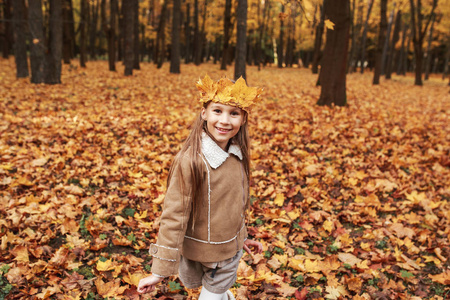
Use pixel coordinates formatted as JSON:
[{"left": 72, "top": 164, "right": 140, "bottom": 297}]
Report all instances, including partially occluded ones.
[{"left": 196, "top": 75, "right": 262, "bottom": 112}]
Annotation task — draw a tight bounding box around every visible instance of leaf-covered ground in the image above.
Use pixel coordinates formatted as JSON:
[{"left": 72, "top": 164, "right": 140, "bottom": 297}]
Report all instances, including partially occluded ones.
[{"left": 0, "top": 58, "right": 449, "bottom": 300}]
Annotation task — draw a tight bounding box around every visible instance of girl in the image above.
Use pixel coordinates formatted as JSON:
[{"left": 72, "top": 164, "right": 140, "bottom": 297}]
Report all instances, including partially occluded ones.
[{"left": 137, "top": 75, "right": 263, "bottom": 300}]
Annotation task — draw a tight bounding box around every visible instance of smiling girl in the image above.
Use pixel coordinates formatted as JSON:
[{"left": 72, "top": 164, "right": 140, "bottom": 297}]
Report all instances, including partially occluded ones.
[{"left": 138, "top": 75, "right": 263, "bottom": 300}]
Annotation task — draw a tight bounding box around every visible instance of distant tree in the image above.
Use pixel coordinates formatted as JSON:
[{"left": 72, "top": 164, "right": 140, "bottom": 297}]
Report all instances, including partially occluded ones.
[
  {"left": 235, "top": 0, "right": 247, "bottom": 80},
  {"left": 101, "top": 0, "right": 117, "bottom": 71},
  {"left": 220, "top": 0, "right": 232, "bottom": 70},
  {"left": 133, "top": 0, "right": 140, "bottom": 69},
  {"left": 409, "top": 0, "right": 438, "bottom": 85},
  {"left": 80, "top": 0, "right": 88, "bottom": 67},
  {"left": 372, "top": 0, "right": 387, "bottom": 85},
  {"left": 170, "top": 0, "right": 181, "bottom": 73},
  {"left": 360, "top": 0, "right": 374, "bottom": 74},
  {"left": 44, "top": 0, "right": 63, "bottom": 84},
  {"left": 184, "top": 2, "right": 191, "bottom": 63},
  {"left": 1, "top": 0, "right": 13, "bottom": 58},
  {"left": 28, "top": 0, "right": 45, "bottom": 83},
  {"left": 88, "top": 0, "right": 100, "bottom": 60},
  {"left": 424, "top": 13, "right": 436, "bottom": 80},
  {"left": 311, "top": 2, "right": 324, "bottom": 74},
  {"left": 155, "top": 0, "right": 168, "bottom": 68},
  {"left": 317, "top": 0, "right": 350, "bottom": 106},
  {"left": 385, "top": 9, "right": 402, "bottom": 79},
  {"left": 193, "top": 0, "right": 201, "bottom": 65},
  {"left": 12, "top": 0, "right": 29, "bottom": 78},
  {"left": 123, "top": 0, "right": 134, "bottom": 75},
  {"left": 277, "top": 4, "right": 285, "bottom": 68},
  {"left": 62, "top": 0, "right": 75, "bottom": 64}
]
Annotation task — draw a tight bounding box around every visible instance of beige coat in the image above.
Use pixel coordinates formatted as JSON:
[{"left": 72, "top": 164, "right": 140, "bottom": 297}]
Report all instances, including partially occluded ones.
[{"left": 149, "top": 134, "right": 249, "bottom": 277}]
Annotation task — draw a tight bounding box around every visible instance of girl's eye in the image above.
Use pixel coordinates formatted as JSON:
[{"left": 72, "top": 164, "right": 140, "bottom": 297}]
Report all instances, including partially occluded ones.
[
  {"left": 231, "top": 111, "right": 240, "bottom": 116},
  {"left": 213, "top": 109, "right": 221, "bottom": 113}
]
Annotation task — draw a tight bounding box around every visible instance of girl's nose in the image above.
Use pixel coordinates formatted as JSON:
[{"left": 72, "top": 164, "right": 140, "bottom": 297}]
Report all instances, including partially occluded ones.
[{"left": 219, "top": 113, "right": 230, "bottom": 124}]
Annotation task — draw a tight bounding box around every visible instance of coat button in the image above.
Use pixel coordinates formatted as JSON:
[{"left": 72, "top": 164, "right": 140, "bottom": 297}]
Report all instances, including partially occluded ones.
[{"left": 152, "top": 247, "right": 158, "bottom": 254}]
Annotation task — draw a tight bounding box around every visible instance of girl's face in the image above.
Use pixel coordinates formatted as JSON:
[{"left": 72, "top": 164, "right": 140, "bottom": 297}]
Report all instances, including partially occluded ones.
[{"left": 201, "top": 102, "right": 245, "bottom": 150}]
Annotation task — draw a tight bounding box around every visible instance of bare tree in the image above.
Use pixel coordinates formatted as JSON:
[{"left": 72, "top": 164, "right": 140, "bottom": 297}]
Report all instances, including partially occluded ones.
[
  {"left": 372, "top": 0, "right": 387, "bottom": 85},
  {"left": 29, "top": 0, "right": 45, "bottom": 83},
  {"left": 170, "top": 0, "right": 181, "bottom": 73},
  {"left": 12, "top": 0, "right": 29, "bottom": 78},
  {"left": 235, "top": 0, "right": 247, "bottom": 80},
  {"left": 220, "top": 0, "right": 232, "bottom": 70},
  {"left": 123, "top": 0, "right": 134, "bottom": 75},
  {"left": 44, "top": 0, "right": 63, "bottom": 84}
]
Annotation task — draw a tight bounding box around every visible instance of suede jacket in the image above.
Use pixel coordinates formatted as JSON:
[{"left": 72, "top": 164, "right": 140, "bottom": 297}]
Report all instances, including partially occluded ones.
[{"left": 149, "top": 133, "right": 249, "bottom": 277}]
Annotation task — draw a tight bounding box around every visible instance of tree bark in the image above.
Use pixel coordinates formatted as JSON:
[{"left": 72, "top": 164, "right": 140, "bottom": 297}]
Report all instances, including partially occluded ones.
[
  {"left": 311, "top": 3, "right": 324, "bottom": 74},
  {"left": 360, "top": 0, "right": 374, "bottom": 74},
  {"left": 409, "top": 0, "right": 438, "bottom": 86},
  {"left": 28, "top": 0, "right": 45, "bottom": 83},
  {"left": 1, "top": 0, "right": 13, "bottom": 58},
  {"left": 277, "top": 4, "right": 284, "bottom": 68},
  {"left": 193, "top": 0, "right": 201, "bottom": 65},
  {"left": 220, "top": 0, "right": 232, "bottom": 70},
  {"left": 80, "top": 0, "right": 87, "bottom": 67},
  {"left": 133, "top": 0, "right": 140, "bottom": 69},
  {"left": 44, "top": 0, "right": 63, "bottom": 84},
  {"left": 235, "top": 0, "right": 247, "bottom": 80},
  {"left": 12, "top": 0, "right": 29, "bottom": 78},
  {"left": 170, "top": 0, "right": 181, "bottom": 73},
  {"left": 386, "top": 9, "right": 401, "bottom": 79},
  {"left": 123, "top": 0, "right": 134, "bottom": 75},
  {"left": 155, "top": 0, "right": 168, "bottom": 68},
  {"left": 381, "top": 4, "right": 395, "bottom": 76},
  {"left": 88, "top": 0, "right": 100, "bottom": 60},
  {"left": 424, "top": 13, "right": 435, "bottom": 80},
  {"left": 396, "top": 23, "right": 408, "bottom": 75},
  {"left": 317, "top": 0, "right": 350, "bottom": 107},
  {"left": 184, "top": 3, "right": 191, "bottom": 63},
  {"left": 372, "top": 0, "right": 387, "bottom": 85},
  {"left": 62, "top": 0, "right": 74, "bottom": 64}
]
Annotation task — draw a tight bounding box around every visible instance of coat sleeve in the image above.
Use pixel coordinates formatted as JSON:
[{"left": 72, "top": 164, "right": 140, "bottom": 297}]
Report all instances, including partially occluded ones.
[{"left": 150, "top": 155, "right": 192, "bottom": 277}]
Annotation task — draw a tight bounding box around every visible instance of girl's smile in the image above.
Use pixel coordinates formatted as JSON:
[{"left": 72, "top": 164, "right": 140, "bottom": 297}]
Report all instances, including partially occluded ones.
[{"left": 201, "top": 102, "right": 245, "bottom": 150}]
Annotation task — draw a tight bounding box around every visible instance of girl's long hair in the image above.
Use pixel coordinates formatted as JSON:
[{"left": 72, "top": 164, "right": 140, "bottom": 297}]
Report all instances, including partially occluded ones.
[{"left": 166, "top": 102, "right": 250, "bottom": 225}]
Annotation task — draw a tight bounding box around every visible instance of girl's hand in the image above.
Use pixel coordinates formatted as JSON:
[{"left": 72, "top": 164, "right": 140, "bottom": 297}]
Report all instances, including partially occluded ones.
[
  {"left": 137, "top": 274, "right": 164, "bottom": 294},
  {"left": 243, "top": 239, "right": 263, "bottom": 255}
]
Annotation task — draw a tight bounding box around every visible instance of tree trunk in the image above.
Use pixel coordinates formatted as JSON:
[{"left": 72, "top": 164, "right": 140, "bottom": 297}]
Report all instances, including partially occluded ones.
[
  {"left": 409, "top": 0, "right": 438, "bottom": 86},
  {"left": 396, "top": 23, "right": 407, "bottom": 75},
  {"left": 88, "top": 0, "right": 99, "bottom": 60},
  {"left": 133, "top": 0, "right": 140, "bottom": 69},
  {"left": 442, "top": 43, "right": 450, "bottom": 80},
  {"left": 360, "top": 0, "right": 374, "bottom": 74},
  {"left": 110, "top": 0, "right": 118, "bottom": 70},
  {"left": 424, "top": 13, "right": 435, "bottom": 80},
  {"left": 123, "top": 0, "right": 134, "bottom": 75},
  {"left": 12, "top": 0, "right": 29, "bottom": 78},
  {"left": 62, "top": 0, "right": 74, "bottom": 64},
  {"left": 317, "top": 0, "right": 350, "bottom": 107},
  {"left": 277, "top": 4, "right": 284, "bottom": 68},
  {"left": 184, "top": 3, "right": 191, "bottom": 63},
  {"left": 372, "top": 0, "right": 387, "bottom": 85},
  {"left": 193, "top": 0, "right": 201, "bottom": 65},
  {"left": 200, "top": 0, "right": 207, "bottom": 63},
  {"left": 80, "top": 0, "right": 87, "bottom": 67},
  {"left": 44, "top": 0, "right": 62, "bottom": 84},
  {"left": 381, "top": 5, "right": 395, "bottom": 76},
  {"left": 155, "top": 0, "right": 168, "bottom": 68},
  {"left": 311, "top": 3, "right": 324, "bottom": 74},
  {"left": 1, "top": 0, "right": 13, "bottom": 58},
  {"left": 235, "top": 0, "right": 247, "bottom": 80},
  {"left": 386, "top": 9, "right": 401, "bottom": 79},
  {"left": 170, "top": 0, "right": 181, "bottom": 73},
  {"left": 220, "top": 0, "right": 232, "bottom": 70},
  {"left": 28, "top": 0, "right": 45, "bottom": 83}
]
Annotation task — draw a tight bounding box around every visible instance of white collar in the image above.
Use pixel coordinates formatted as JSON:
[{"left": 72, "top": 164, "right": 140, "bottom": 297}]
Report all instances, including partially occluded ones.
[{"left": 201, "top": 132, "right": 243, "bottom": 169}]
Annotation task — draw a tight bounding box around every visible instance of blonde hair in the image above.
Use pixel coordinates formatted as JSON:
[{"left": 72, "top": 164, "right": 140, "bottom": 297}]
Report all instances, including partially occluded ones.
[{"left": 167, "top": 101, "right": 250, "bottom": 224}]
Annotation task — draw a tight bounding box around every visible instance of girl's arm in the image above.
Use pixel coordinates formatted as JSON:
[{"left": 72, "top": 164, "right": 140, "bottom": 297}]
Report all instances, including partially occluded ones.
[
  {"left": 137, "top": 274, "right": 164, "bottom": 294},
  {"left": 243, "top": 239, "right": 263, "bottom": 255}
]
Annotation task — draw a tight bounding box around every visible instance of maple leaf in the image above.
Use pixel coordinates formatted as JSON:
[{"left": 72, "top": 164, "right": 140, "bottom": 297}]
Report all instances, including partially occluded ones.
[
  {"left": 325, "top": 285, "right": 348, "bottom": 300},
  {"left": 338, "top": 252, "right": 362, "bottom": 267},
  {"left": 324, "top": 19, "right": 335, "bottom": 30},
  {"left": 428, "top": 270, "right": 450, "bottom": 285},
  {"left": 95, "top": 278, "right": 127, "bottom": 297}
]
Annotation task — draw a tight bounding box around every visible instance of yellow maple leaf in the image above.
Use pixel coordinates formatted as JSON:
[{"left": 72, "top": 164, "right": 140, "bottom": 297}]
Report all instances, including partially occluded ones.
[
  {"left": 324, "top": 19, "right": 335, "bottom": 30},
  {"left": 325, "top": 285, "right": 348, "bottom": 300},
  {"left": 274, "top": 193, "right": 285, "bottom": 207},
  {"left": 97, "top": 259, "right": 115, "bottom": 272}
]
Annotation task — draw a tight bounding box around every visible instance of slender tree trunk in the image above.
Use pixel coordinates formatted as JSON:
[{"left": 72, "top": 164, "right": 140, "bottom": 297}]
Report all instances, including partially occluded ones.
[
  {"left": 396, "top": 23, "right": 407, "bottom": 75},
  {"left": 170, "top": 0, "right": 181, "bottom": 73},
  {"left": 372, "top": 0, "right": 387, "bottom": 85},
  {"left": 155, "top": 0, "right": 168, "bottom": 68},
  {"left": 133, "top": 0, "right": 140, "bottom": 69},
  {"left": 409, "top": 0, "right": 438, "bottom": 86},
  {"left": 12, "top": 0, "right": 29, "bottom": 78},
  {"left": 89, "top": 0, "right": 99, "bottom": 60},
  {"left": 277, "top": 5, "right": 284, "bottom": 68},
  {"left": 1, "top": 0, "right": 13, "bottom": 58},
  {"left": 80, "top": 0, "right": 87, "bottom": 67},
  {"left": 381, "top": 5, "right": 395, "bottom": 76},
  {"left": 200, "top": 0, "right": 207, "bottom": 63},
  {"left": 110, "top": 0, "right": 117, "bottom": 70},
  {"left": 44, "top": 0, "right": 62, "bottom": 84},
  {"left": 235, "top": 0, "right": 247, "bottom": 80},
  {"left": 220, "top": 0, "right": 232, "bottom": 70},
  {"left": 424, "top": 13, "right": 435, "bottom": 80},
  {"left": 193, "top": 0, "right": 201, "bottom": 65},
  {"left": 442, "top": 43, "right": 450, "bottom": 80},
  {"left": 184, "top": 3, "right": 191, "bottom": 63},
  {"left": 311, "top": 3, "right": 324, "bottom": 74},
  {"left": 360, "top": 0, "right": 374, "bottom": 74},
  {"left": 29, "top": 0, "right": 45, "bottom": 83},
  {"left": 347, "top": 0, "right": 357, "bottom": 73},
  {"left": 62, "top": 0, "right": 73, "bottom": 64},
  {"left": 317, "top": 0, "right": 350, "bottom": 106},
  {"left": 123, "top": 0, "right": 134, "bottom": 75},
  {"left": 386, "top": 9, "right": 401, "bottom": 79}
]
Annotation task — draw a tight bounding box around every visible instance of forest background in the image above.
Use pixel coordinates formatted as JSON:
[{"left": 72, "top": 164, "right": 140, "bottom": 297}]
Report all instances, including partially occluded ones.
[{"left": 1, "top": 0, "right": 450, "bottom": 299}]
